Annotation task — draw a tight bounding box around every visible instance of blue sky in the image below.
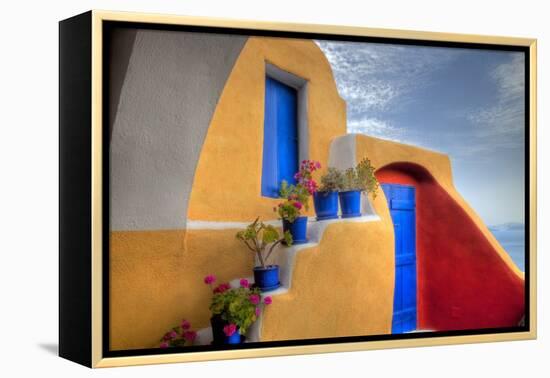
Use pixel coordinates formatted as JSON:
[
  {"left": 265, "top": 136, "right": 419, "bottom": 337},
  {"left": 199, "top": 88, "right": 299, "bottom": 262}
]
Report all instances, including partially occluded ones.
[{"left": 316, "top": 40, "right": 525, "bottom": 226}]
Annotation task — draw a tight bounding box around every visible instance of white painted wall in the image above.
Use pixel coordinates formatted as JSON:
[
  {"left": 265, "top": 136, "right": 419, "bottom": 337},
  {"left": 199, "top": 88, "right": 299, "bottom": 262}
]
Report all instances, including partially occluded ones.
[
  {"left": 328, "top": 134, "right": 357, "bottom": 170},
  {"left": 109, "top": 29, "right": 246, "bottom": 231}
]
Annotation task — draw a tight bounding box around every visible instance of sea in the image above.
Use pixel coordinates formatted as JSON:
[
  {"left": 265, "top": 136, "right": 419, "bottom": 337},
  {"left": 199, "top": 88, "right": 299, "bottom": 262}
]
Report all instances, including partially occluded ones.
[{"left": 488, "top": 223, "right": 525, "bottom": 272}]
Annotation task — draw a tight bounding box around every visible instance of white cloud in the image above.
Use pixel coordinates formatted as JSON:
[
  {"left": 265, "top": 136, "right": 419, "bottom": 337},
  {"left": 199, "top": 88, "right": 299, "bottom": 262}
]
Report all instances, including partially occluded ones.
[
  {"left": 348, "top": 117, "right": 418, "bottom": 144},
  {"left": 316, "top": 40, "right": 462, "bottom": 114},
  {"left": 492, "top": 53, "right": 525, "bottom": 103},
  {"left": 348, "top": 117, "right": 397, "bottom": 136},
  {"left": 468, "top": 103, "right": 524, "bottom": 136},
  {"left": 467, "top": 53, "right": 525, "bottom": 147},
  {"left": 338, "top": 81, "right": 398, "bottom": 113}
]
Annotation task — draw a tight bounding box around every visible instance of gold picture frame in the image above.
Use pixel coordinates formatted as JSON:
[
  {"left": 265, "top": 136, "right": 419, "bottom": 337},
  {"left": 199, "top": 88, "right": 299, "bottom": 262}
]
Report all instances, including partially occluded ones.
[{"left": 59, "top": 9, "right": 537, "bottom": 368}]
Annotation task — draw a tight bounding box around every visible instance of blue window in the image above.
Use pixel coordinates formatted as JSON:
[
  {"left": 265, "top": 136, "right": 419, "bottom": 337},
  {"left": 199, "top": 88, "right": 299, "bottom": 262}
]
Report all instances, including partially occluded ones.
[
  {"left": 382, "top": 183, "right": 417, "bottom": 334},
  {"left": 261, "top": 77, "right": 299, "bottom": 198}
]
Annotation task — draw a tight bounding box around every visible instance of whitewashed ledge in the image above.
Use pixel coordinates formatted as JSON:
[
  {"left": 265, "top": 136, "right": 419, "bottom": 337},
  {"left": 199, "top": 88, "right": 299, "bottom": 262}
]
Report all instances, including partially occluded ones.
[
  {"left": 186, "top": 219, "right": 280, "bottom": 230},
  {"left": 191, "top": 212, "right": 381, "bottom": 345}
]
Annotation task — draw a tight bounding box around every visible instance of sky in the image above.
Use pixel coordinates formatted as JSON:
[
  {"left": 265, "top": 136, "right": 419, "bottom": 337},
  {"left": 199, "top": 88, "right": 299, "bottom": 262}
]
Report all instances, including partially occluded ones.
[{"left": 315, "top": 40, "right": 526, "bottom": 226}]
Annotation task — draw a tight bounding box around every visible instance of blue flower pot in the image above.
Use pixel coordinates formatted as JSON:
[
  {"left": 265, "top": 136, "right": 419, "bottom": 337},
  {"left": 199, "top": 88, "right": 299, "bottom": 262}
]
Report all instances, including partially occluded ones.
[
  {"left": 225, "top": 329, "right": 243, "bottom": 344},
  {"left": 210, "top": 316, "right": 244, "bottom": 345},
  {"left": 313, "top": 191, "right": 339, "bottom": 220},
  {"left": 283, "top": 216, "right": 308, "bottom": 244},
  {"left": 253, "top": 265, "right": 280, "bottom": 292},
  {"left": 339, "top": 190, "right": 362, "bottom": 218}
]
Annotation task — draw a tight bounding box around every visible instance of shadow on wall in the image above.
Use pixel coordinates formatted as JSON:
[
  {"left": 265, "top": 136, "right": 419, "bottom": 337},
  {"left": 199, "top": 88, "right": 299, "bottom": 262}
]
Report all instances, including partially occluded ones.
[
  {"left": 107, "top": 27, "right": 137, "bottom": 141},
  {"left": 376, "top": 162, "right": 524, "bottom": 331}
]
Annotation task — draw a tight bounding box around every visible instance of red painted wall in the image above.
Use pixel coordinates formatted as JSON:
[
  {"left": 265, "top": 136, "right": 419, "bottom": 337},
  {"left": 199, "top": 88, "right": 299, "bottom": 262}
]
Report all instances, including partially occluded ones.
[{"left": 376, "top": 163, "right": 524, "bottom": 331}]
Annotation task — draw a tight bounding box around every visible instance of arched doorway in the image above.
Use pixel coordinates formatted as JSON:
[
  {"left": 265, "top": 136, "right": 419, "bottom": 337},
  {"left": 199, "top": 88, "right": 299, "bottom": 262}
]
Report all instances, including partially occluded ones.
[{"left": 376, "top": 162, "right": 524, "bottom": 332}]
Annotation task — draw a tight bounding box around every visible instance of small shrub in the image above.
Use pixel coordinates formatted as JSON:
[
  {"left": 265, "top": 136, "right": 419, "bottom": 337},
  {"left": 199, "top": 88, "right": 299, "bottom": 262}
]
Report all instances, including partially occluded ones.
[
  {"left": 236, "top": 217, "right": 292, "bottom": 268},
  {"left": 318, "top": 167, "right": 344, "bottom": 192},
  {"left": 341, "top": 157, "right": 379, "bottom": 198}
]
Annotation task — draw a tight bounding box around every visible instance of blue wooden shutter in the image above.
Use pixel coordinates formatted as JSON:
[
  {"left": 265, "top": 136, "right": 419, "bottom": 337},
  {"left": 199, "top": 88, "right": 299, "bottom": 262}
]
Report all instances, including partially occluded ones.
[{"left": 262, "top": 77, "right": 298, "bottom": 198}]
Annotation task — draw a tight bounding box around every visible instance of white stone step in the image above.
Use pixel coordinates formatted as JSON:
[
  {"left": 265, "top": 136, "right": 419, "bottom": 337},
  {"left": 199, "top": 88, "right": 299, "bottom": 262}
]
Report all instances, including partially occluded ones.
[
  {"left": 194, "top": 326, "right": 214, "bottom": 345},
  {"left": 405, "top": 329, "right": 435, "bottom": 333},
  {"left": 193, "top": 212, "right": 381, "bottom": 345}
]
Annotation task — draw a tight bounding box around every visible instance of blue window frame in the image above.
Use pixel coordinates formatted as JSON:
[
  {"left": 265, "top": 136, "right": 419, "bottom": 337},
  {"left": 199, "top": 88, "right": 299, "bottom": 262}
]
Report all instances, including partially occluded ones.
[{"left": 261, "top": 76, "right": 299, "bottom": 198}]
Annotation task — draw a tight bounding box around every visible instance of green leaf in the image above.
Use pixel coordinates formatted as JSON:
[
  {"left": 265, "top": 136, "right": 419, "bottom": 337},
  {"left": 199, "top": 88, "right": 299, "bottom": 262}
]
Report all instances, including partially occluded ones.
[
  {"left": 262, "top": 225, "right": 279, "bottom": 244},
  {"left": 283, "top": 230, "right": 293, "bottom": 246}
]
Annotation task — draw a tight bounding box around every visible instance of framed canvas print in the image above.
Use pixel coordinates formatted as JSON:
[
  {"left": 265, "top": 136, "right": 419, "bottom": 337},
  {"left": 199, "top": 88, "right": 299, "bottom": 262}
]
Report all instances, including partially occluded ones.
[{"left": 59, "top": 10, "right": 537, "bottom": 368}]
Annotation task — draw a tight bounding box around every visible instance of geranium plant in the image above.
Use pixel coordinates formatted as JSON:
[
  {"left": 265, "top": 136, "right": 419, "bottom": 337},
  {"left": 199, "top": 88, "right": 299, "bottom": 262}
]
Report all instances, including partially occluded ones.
[
  {"left": 341, "top": 157, "right": 379, "bottom": 197},
  {"left": 236, "top": 217, "right": 292, "bottom": 268},
  {"left": 159, "top": 318, "right": 197, "bottom": 348},
  {"left": 275, "top": 159, "right": 321, "bottom": 222},
  {"left": 205, "top": 275, "right": 272, "bottom": 338}
]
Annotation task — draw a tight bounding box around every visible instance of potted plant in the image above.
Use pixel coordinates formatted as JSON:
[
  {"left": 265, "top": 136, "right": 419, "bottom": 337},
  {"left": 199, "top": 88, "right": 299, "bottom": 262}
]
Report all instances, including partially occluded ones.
[
  {"left": 159, "top": 318, "right": 197, "bottom": 348},
  {"left": 313, "top": 167, "right": 343, "bottom": 220},
  {"left": 236, "top": 218, "right": 292, "bottom": 291},
  {"left": 204, "top": 275, "right": 272, "bottom": 345},
  {"left": 275, "top": 159, "right": 321, "bottom": 243},
  {"left": 339, "top": 157, "right": 379, "bottom": 218}
]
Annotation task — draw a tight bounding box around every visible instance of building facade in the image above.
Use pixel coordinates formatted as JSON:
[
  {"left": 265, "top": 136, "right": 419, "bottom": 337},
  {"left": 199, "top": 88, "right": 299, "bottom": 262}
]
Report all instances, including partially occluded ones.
[{"left": 108, "top": 29, "right": 524, "bottom": 350}]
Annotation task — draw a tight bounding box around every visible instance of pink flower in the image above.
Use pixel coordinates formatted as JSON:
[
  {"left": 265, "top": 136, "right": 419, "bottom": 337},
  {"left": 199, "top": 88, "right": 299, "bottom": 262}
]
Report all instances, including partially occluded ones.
[
  {"left": 315, "top": 161, "right": 321, "bottom": 169},
  {"left": 263, "top": 296, "right": 272, "bottom": 305},
  {"left": 160, "top": 341, "right": 169, "bottom": 348},
  {"left": 204, "top": 274, "right": 216, "bottom": 285},
  {"left": 183, "top": 330, "right": 197, "bottom": 342},
  {"left": 255, "top": 307, "right": 262, "bottom": 317},
  {"left": 223, "top": 323, "right": 237, "bottom": 337},
  {"left": 239, "top": 278, "right": 249, "bottom": 288},
  {"left": 303, "top": 179, "right": 318, "bottom": 195},
  {"left": 249, "top": 294, "right": 260, "bottom": 305},
  {"left": 181, "top": 319, "right": 191, "bottom": 330},
  {"left": 213, "top": 283, "right": 231, "bottom": 294},
  {"left": 293, "top": 201, "right": 302, "bottom": 210},
  {"left": 163, "top": 330, "right": 177, "bottom": 341}
]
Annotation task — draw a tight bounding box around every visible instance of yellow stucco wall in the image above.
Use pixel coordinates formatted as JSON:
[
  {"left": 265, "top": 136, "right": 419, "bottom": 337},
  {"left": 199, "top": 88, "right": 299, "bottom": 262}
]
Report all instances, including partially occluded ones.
[
  {"left": 261, "top": 194, "right": 395, "bottom": 340},
  {"left": 110, "top": 229, "right": 254, "bottom": 350},
  {"left": 355, "top": 135, "right": 524, "bottom": 279},
  {"left": 187, "top": 36, "right": 347, "bottom": 221}
]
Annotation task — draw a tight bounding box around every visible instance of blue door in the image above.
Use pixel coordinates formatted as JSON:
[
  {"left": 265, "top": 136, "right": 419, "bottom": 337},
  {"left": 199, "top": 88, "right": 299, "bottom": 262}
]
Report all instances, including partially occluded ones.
[
  {"left": 261, "top": 77, "right": 298, "bottom": 198},
  {"left": 381, "top": 183, "right": 417, "bottom": 333}
]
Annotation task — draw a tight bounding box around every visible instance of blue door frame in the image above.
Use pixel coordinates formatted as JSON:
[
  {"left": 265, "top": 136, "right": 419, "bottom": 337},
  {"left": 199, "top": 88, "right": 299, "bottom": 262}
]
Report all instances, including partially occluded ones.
[
  {"left": 261, "top": 77, "right": 298, "bottom": 198},
  {"left": 381, "top": 183, "right": 417, "bottom": 333}
]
